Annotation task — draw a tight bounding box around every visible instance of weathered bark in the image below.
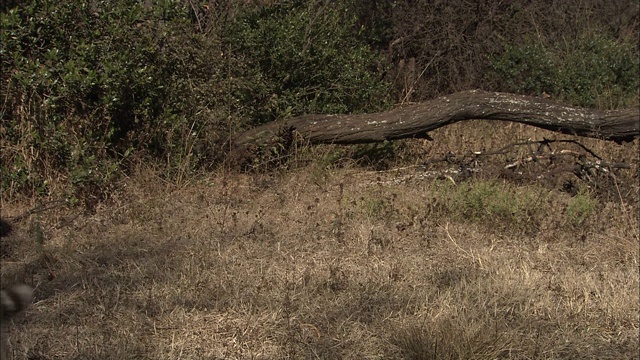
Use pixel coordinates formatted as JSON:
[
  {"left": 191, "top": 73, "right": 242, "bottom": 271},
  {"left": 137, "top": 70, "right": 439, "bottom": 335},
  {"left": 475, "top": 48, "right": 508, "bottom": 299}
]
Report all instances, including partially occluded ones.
[{"left": 232, "top": 90, "right": 639, "bottom": 161}]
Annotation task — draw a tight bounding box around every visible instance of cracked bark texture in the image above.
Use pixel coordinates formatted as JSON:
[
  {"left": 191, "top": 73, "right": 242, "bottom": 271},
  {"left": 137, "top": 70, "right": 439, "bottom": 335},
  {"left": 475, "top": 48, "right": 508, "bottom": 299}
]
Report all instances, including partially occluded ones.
[{"left": 232, "top": 90, "right": 639, "bottom": 161}]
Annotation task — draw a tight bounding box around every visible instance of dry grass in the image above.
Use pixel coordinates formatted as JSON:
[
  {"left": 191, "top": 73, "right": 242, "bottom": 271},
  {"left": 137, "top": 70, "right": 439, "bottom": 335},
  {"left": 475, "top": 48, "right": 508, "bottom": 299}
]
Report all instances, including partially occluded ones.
[{"left": 1, "top": 123, "right": 638, "bottom": 360}]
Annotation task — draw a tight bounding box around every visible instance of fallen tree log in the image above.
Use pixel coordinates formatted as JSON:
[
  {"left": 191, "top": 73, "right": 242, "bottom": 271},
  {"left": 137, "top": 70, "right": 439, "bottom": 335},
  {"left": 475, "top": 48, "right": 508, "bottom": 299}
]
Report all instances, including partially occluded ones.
[{"left": 232, "top": 89, "right": 639, "bottom": 162}]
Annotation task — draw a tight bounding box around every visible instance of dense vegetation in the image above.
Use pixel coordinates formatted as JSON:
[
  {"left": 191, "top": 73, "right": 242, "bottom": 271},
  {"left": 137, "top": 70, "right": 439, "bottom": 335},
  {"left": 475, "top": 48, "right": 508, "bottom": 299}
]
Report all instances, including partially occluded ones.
[
  {"left": 2, "top": 2, "right": 638, "bottom": 359},
  {"left": 1, "top": 0, "right": 638, "bottom": 202}
]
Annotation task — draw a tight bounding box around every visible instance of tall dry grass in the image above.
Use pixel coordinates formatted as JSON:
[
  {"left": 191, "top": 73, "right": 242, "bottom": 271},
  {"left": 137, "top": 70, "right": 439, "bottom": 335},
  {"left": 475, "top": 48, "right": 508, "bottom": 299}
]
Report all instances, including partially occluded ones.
[{"left": 1, "top": 124, "right": 638, "bottom": 359}]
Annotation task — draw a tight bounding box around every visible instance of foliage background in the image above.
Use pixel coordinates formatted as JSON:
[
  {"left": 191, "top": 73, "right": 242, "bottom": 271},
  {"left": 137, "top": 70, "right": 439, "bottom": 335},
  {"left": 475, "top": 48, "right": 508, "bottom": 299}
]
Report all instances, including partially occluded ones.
[{"left": 1, "top": 0, "right": 638, "bottom": 202}]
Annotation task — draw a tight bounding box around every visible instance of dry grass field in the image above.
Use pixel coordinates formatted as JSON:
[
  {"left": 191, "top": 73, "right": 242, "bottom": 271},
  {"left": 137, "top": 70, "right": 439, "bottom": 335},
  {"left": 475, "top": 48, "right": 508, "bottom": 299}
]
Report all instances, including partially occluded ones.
[{"left": 1, "top": 122, "right": 638, "bottom": 359}]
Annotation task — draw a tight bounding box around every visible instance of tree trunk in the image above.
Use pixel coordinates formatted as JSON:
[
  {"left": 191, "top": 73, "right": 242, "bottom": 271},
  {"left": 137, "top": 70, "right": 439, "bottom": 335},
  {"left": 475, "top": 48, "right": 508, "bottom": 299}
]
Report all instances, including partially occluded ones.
[{"left": 231, "top": 90, "right": 639, "bottom": 161}]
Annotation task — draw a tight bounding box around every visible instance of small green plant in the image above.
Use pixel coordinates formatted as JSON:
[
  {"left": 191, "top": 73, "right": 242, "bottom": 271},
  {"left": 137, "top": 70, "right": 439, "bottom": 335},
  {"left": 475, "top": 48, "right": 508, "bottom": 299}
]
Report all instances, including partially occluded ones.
[
  {"left": 453, "top": 181, "right": 517, "bottom": 221},
  {"left": 448, "top": 180, "right": 545, "bottom": 233},
  {"left": 354, "top": 195, "right": 389, "bottom": 221},
  {"left": 566, "top": 189, "right": 597, "bottom": 226},
  {"left": 29, "top": 217, "right": 45, "bottom": 248}
]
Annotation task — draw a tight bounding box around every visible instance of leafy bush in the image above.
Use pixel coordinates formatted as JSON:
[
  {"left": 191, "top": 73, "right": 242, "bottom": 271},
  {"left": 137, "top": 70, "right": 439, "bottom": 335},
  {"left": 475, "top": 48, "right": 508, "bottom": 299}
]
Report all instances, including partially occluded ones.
[
  {"left": 224, "top": 0, "right": 391, "bottom": 124},
  {"left": 490, "top": 42, "right": 558, "bottom": 97},
  {"left": 5, "top": 3, "right": 134, "bottom": 196},
  {"left": 387, "top": 0, "right": 638, "bottom": 101},
  {"left": 1, "top": 1, "right": 392, "bottom": 200},
  {"left": 1, "top": 1, "right": 226, "bottom": 199},
  {"left": 491, "top": 32, "right": 639, "bottom": 108}
]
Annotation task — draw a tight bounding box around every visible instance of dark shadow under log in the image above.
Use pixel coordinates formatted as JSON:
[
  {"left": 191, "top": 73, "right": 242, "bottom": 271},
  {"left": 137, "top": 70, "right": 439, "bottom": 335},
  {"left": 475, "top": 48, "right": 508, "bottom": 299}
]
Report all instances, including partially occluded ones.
[{"left": 232, "top": 90, "right": 639, "bottom": 162}]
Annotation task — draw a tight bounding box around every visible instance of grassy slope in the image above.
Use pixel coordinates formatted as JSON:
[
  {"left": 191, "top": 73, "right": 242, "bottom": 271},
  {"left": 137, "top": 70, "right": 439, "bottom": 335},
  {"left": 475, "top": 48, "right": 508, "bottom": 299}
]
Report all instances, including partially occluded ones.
[{"left": 2, "top": 123, "right": 638, "bottom": 359}]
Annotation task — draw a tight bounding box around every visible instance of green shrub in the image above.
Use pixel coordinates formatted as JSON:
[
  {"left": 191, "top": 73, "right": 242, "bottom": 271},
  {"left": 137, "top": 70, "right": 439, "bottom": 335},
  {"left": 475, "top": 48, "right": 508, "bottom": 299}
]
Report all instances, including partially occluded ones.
[
  {"left": 556, "top": 33, "right": 639, "bottom": 108},
  {"left": 224, "top": 0, "right": 391, "bottom": 125},
  {"left": 490, "top": 42, "right": 558, "bottom": 97},
  {"left": 491, "top": 31, "right": 639, "bottom": 108},
  {"left": 1, "top": 1, "right": 226, "bottom": 199},
  {"left": 566, "top": 190, "right": 597, "bottom": 226}
]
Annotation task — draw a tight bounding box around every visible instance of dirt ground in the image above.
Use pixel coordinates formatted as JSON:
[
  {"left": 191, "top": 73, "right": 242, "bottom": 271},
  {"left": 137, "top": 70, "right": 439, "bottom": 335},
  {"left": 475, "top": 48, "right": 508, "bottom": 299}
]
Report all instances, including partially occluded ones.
[{"left": 1, "top": 122, "right": 638, "bottom": 359}]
